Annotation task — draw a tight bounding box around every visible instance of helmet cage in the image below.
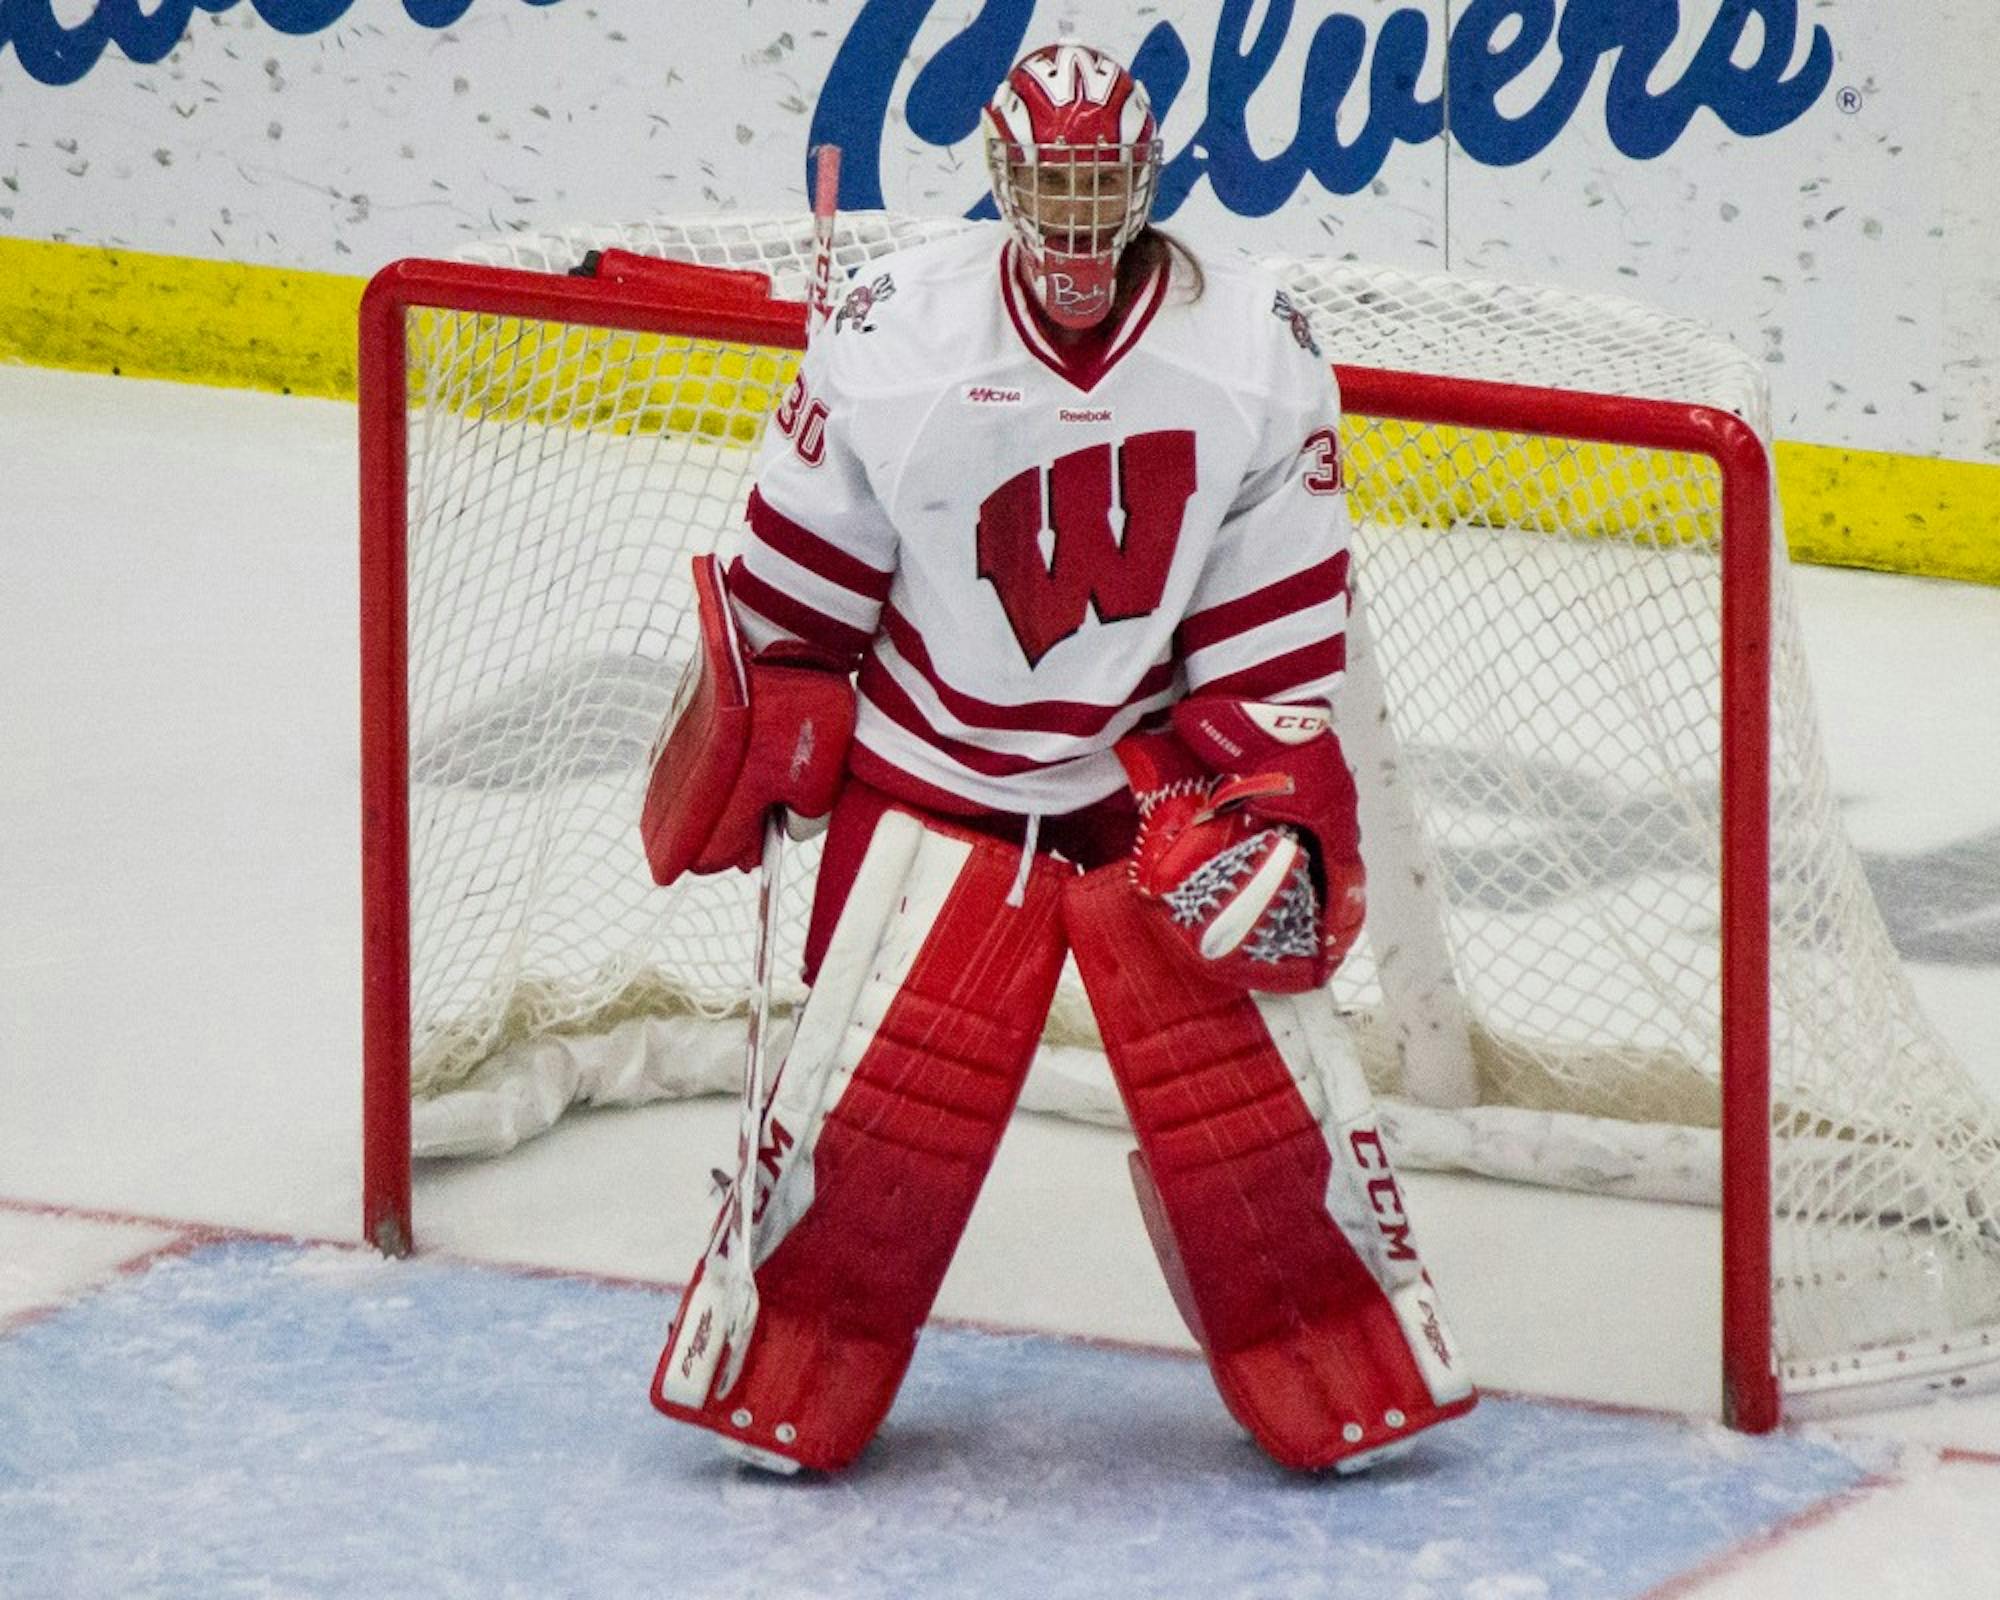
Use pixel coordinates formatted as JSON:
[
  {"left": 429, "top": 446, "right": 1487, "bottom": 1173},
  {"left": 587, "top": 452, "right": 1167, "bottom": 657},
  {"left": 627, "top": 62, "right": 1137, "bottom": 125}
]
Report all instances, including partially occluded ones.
[{"left": 986, "top": 138, "right": 1162, "bottom": 259}]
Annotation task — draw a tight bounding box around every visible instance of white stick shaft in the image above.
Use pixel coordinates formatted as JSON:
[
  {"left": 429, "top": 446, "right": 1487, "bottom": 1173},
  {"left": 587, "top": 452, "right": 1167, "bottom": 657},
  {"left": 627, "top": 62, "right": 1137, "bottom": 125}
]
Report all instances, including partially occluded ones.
[
  {"left": 710, "top": 810, "right": 787, "bottom": 1400},
  {"left": 735, "top": 809, "right": 787, "bottom": 1264}
]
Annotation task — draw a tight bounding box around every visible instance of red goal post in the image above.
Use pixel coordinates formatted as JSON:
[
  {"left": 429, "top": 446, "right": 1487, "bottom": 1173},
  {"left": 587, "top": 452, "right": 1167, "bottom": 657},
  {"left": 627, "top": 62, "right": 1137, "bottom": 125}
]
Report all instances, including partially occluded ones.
[
  {"left": 359, "top": 254, "right": 814, "bottom": 1255},
  {"left": 358, "top": 221, "right": 1999, "bottom": 1435}
]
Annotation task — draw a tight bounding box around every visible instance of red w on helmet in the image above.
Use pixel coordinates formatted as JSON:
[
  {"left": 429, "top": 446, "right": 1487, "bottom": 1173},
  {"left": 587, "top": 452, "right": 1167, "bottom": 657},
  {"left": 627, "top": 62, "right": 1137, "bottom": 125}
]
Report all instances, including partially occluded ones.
[{"left": 983, "top": 42, "right": 1163, "bottom": 331}]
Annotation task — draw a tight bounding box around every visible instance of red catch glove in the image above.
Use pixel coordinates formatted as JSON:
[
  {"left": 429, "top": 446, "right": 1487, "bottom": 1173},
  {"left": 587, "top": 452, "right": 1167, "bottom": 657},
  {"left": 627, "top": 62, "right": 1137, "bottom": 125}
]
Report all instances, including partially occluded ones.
[{"left": 1114, "top": 696, "right": 1365, "bottom": 992}]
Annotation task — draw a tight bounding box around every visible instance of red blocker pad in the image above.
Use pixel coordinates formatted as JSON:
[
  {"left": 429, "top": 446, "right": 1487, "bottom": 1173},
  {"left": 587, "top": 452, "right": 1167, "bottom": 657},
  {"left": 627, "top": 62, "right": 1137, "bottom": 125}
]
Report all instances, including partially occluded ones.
[
  {"left": 641, "top": 553, "right": 853, "bottom": 884},
  {"left": 1064, "top": 866, "right": 1477, "bottom": 1472},
  {"left": 652, "top": 807, "right": 1073, "bottom": 1471}
]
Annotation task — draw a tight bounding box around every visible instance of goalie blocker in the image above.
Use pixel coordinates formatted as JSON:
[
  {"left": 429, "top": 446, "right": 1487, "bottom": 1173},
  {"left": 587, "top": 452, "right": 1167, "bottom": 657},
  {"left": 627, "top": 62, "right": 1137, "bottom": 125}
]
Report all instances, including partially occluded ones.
[
  {"left": 640, "top": 553, "right": 854, "bottom": 885},
  {"left": 649, "top": 780, "right": 1475, "bottom": 1473}
]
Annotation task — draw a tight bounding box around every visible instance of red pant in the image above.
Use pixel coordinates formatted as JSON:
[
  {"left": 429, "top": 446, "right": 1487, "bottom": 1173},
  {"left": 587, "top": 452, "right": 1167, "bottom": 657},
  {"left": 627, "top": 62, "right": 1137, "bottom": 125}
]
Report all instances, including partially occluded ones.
[{"left": 801, "top": 774, "right": 1137, "bottom": 983}]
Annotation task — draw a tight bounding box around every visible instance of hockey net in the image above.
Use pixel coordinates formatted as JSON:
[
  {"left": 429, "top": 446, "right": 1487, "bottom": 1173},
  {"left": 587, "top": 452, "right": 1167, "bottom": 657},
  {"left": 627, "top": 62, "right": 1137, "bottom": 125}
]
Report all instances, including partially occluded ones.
[{"left": 359, "top": 214, "right": 2000, "bottom": 1427}]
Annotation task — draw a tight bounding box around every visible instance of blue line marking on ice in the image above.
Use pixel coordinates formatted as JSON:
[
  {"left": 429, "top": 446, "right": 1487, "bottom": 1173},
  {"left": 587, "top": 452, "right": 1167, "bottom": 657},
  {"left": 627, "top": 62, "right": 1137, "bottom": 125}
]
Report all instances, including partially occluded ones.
[{"left": 0, "top": 1242, "right": 1878, "bottom": 1599}]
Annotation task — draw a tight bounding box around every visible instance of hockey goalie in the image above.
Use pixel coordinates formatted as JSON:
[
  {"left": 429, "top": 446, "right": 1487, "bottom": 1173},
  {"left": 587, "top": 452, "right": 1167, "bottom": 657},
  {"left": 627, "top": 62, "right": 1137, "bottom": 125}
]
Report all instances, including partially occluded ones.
[{"left": 640, "top": 40, "right": 1477, "bottom": 1475}]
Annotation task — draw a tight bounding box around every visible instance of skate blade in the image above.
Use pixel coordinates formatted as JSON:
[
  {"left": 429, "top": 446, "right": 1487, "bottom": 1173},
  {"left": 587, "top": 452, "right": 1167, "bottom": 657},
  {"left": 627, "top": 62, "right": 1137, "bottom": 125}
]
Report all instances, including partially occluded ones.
[
  {"left": 718, "top": 1437, "right": 804, "bottom": 1476},
  {"left": 1332, "top": 1437, "right": 1417, "bottom": 1476}
]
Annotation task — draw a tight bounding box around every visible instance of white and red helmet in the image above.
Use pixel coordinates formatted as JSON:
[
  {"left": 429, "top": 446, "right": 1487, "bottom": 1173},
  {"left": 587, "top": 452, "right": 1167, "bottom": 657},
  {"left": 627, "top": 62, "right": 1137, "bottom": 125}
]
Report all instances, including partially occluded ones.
[{"left": 983, "top": 42, "right": 1163, "bottom": 330}]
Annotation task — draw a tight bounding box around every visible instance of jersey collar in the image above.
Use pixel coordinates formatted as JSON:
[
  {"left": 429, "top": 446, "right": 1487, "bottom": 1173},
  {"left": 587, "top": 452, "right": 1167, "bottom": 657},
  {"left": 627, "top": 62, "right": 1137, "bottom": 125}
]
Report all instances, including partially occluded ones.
[{"left": 999, "top": 241, "right": 1170, "bottom": 395}]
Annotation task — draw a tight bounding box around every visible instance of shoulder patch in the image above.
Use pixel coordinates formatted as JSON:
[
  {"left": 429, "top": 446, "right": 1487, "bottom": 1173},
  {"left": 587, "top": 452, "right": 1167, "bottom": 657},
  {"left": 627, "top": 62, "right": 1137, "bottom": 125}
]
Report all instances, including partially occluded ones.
[
  {"left": 1271, "top": 289, "right": 1322, "bottom": 357},
  {"left": 833, "top": 271, "right": 896, "bottom": 335}
]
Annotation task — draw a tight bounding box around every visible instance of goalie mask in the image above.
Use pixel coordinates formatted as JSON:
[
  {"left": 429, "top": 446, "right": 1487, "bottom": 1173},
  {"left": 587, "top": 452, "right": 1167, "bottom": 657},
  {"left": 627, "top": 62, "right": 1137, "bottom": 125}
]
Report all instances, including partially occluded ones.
[{"left": 984, "top": 42, "right": 1162, "bottom": 331}]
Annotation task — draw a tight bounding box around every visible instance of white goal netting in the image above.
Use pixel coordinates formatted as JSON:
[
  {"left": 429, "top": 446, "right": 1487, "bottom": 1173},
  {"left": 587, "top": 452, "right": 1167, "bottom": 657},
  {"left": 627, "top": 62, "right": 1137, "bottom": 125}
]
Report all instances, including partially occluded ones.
[{"left": 373, "top": 213, "right": 2000, "bottom": 1412}]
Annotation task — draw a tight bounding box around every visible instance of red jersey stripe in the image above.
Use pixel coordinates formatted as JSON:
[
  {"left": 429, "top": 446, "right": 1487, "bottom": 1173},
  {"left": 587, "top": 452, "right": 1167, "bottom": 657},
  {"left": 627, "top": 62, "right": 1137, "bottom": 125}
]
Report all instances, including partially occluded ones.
[
  {"left": 858, "top": 656, "right": 1075, "bottom": 778},
  {"left": 1177, "top": 551, "right": 1350, "bottom": 656},
  {"left": 1097, "top": 260, "right": 1172, "bottom": 370},
  {"left": 726, "top": 557, "right": 875, "bottom": 664},
  {"left": 880, "top": 606, "right": 1175, "bottom": 735},
  {"left": 1191, "top": 634, "right": 1347, "bottom": 702},
  {"left": 745, "top": 487, "right": 895, "bottom": 602},
  {"left": 845, "top": 743, "right": 994, "bottom": 821},
  {"left": 844, "top": 747, "right": 1144, "bottom": 855}
]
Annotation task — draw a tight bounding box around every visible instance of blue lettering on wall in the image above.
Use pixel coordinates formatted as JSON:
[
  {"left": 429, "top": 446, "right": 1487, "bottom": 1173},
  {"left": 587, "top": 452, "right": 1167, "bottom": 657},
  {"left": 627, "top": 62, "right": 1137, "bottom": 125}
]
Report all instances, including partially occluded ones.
[
  {"left": 7, "top": 0, "right": 1835, "bottom": 220},
  {"left": 811, "top": 0, "right": 1834, "bottom": 217},
  {"left": 0, "top": 0, "right": 564, "bottom": 89}
]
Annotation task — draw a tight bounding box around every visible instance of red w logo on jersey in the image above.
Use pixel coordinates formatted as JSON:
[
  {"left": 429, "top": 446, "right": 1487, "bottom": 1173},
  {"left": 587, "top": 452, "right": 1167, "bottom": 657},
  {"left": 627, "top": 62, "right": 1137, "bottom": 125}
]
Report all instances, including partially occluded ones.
[{"left": 975, "top": 430, "right": 1197, "bottom": 667}]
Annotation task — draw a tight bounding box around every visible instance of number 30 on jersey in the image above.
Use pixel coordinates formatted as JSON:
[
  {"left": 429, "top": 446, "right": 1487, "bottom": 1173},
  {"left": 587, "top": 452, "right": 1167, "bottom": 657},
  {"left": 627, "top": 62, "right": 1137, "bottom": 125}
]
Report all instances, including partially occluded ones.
[{"left": 775, "top": 373, "right": 828, "bottom": 467}]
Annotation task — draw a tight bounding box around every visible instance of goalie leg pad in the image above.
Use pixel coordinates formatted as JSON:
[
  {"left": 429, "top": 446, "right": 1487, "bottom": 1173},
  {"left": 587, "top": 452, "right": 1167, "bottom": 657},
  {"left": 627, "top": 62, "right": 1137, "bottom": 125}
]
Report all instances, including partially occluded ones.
[
  {"left": 1065, "top": 865, "right": 1476, "bottom": 1472},
  {"left": 652, "top": 805, "right": 1073, "bottom": 1471}
]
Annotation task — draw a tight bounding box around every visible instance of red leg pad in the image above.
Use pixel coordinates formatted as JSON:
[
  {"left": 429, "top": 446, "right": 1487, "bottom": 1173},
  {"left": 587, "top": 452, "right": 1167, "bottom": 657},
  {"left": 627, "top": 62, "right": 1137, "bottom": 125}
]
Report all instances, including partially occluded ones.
[
  {"left": 653, "top": 812, "right": 1072, "bottom": 1470},
  {"left": 1067, "top": 865, "right": 1475, "bottom": 1471}
]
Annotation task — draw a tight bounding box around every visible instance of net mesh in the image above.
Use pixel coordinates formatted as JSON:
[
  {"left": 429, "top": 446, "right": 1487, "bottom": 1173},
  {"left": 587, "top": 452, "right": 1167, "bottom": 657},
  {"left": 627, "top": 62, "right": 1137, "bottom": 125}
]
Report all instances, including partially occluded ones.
[{"left": 385, "top": 214, "right": 2000, "bottom": 1400}]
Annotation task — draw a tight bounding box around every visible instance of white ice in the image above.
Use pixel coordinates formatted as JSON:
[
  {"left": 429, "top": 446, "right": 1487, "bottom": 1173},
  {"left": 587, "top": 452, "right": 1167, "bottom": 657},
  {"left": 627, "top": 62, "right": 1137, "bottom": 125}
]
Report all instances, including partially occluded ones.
[{"left": 2, "top": 365, "right": 1997, "bottom": 1595}]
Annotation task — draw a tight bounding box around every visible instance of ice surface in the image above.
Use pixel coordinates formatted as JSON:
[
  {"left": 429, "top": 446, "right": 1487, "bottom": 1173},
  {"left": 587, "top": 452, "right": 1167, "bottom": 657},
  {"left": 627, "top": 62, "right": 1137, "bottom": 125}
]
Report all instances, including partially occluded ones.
[{"left": 0, "top": 1242, "right": 1886, "bottom": 1600}]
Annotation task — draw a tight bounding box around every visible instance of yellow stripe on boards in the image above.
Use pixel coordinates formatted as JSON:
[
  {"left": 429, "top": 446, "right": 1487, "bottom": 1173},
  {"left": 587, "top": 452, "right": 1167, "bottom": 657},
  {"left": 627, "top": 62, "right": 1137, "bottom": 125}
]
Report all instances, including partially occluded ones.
[
  {"left": 409, "top": 309, "right": 793, "bottom": 447},
  {"left": 1776, "top": 440, "right": 2000, "bottom": 587},
  {"left": 1343, "top": 419, "right": 1721, "bottom": 549},
  {"left": 1345, "top": 423, "right": 2000, "bottom": 586},
  {"left": 0, "top": 235, "right": 364, "bottom": 398},
  {"left": 3, "top": 238, "right": 1996, "bottom": 585}
]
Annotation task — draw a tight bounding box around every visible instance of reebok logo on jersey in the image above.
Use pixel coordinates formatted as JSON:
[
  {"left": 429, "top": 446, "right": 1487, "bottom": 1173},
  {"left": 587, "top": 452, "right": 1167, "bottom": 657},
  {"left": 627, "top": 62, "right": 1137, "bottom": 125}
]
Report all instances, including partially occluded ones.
[
  {"left": 1057, "top": 406, "right": 1113, "bottom": 424},
  {"left": 963, "top": 384, "right": 1025, "bottom": 405}
]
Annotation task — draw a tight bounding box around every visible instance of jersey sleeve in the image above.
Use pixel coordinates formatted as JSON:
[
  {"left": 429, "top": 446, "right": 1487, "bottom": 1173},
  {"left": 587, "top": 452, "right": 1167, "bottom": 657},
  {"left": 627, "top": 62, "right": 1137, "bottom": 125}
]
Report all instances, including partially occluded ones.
[
  {"left": 725, "top": 337, "right": 897, "bottom": 672},
  {"left": 1175, "top": 313, "right": 1350, "bottom": 706}
]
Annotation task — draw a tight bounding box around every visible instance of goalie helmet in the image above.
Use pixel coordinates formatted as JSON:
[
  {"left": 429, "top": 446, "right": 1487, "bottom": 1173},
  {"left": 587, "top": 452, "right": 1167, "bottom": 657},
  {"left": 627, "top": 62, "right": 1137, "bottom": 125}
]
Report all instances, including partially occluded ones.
[{"left": 983, "top": 42, "right": 1163, "bottom": 331}]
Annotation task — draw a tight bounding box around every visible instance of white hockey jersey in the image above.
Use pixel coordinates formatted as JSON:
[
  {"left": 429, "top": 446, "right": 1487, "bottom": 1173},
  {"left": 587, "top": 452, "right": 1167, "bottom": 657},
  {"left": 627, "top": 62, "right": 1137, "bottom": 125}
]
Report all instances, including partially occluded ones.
[{"left": 729, "top": 223, "right": 1351, "bottom": 818}]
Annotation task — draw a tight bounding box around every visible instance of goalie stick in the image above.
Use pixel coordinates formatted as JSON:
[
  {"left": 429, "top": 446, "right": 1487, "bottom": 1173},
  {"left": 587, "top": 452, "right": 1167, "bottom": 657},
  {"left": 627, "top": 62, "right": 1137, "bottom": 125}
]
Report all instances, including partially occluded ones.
[
  {"left": 656, "top": 144, "right": 842, "bottom": 1458},
  {"left": 656, "top": 804, "right": 787, "bottom": 1406}
]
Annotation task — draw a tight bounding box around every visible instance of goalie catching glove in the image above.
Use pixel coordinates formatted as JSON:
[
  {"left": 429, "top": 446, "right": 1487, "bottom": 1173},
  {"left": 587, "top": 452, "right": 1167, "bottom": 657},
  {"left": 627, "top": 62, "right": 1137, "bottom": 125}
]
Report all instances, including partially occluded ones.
[
  {"left": 1115, "top": 697, "right": 1366, "bottom": 992},
  {"left": 641, "top": 553, "right": 855, "bottom": 885}
]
